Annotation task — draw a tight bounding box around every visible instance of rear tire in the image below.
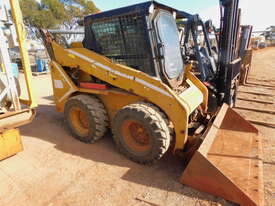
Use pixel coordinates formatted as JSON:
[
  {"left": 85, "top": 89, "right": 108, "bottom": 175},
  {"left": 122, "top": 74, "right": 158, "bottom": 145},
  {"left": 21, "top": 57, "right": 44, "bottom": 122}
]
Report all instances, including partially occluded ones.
[
  {"left": 64, "top": 95, "right": 108, "bottom": 143},
  {"left": 112, "top": 102, "right": 171, "bottom": 164}
]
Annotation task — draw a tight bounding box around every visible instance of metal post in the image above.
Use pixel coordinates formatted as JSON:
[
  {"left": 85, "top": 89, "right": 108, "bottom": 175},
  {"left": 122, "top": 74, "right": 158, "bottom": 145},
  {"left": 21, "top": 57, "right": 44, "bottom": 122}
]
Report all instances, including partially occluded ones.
[
  {"left": 9, "top": 0, "right": 37, "bottom": 108},
  {"left": 0, "top": 1, "right": 21, "bottom": 111}
]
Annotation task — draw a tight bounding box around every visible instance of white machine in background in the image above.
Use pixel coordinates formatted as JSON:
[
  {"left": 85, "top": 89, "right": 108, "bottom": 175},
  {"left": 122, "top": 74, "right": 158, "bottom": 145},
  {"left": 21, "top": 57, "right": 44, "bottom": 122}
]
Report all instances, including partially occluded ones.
[
  {"left": 0, "top": 0, "right": 21, "bottom": 112},
  {"left": 0, "top": 0, "right": 36, "bottom": 161}
]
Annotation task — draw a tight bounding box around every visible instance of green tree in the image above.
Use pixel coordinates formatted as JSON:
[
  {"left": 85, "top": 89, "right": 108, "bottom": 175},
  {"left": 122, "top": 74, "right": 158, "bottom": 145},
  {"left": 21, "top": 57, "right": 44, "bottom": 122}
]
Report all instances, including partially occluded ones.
[
  {"left": 20, "top": 0, "right": 99, "bottom": 29},
  {"left": 76, "top": 0, "right": 99, "bottom": 15},
  {"left": 42, "top": 0, "right": 68, "bottom": 24}
]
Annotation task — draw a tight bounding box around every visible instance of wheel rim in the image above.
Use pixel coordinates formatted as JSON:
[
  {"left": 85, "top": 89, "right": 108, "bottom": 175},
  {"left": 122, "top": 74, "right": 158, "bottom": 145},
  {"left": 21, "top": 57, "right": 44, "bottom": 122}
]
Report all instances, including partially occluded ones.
[
  {"left": 121, "top": 119, "right": 151, "bottom": 153},
  {"left": 69, "top": 107, "right": 89, "bottom": 136}
]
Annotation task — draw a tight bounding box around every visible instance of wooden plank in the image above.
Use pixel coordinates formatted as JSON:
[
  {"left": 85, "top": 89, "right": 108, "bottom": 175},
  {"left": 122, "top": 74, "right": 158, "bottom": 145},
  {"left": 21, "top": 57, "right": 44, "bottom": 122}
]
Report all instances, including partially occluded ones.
[
  {"left": 238, "top": 91, "right": 274, "bottom": 97},
  {"left": 248, "top": 119, "right": 275, "bottom": 128},
  {"left": 245, "top": 83, "right": 275, "bottom": 91},
  {"left": 237, "top": 97, "right": 274, "bottom": 104},
  {"left": 235, "top": 106, "right": 275, "bottom": 114},
  {"left": 247, "top": 82, "right": 275, "bottom": 88}
]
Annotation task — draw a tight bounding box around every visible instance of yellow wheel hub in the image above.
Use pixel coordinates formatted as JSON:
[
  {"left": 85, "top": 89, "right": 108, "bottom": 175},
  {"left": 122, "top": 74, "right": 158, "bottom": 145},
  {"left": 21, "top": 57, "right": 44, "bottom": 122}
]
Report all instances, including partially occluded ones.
[
  {"left": 69, "top": 107, "right": 90, "bottom": 136},
  {"left": 121, "top": 119, "right": 151, "bottom": 152}
]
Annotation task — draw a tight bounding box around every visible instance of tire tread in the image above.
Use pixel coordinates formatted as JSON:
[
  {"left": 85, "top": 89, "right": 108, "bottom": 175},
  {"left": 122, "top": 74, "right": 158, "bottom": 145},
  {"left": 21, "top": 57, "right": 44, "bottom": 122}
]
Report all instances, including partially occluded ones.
[
  {"left": 65, "top": 95, "right": 108, "bottom": 143},
  {"left": 112, "top": 102, "right": 170, "bottom": 164}
]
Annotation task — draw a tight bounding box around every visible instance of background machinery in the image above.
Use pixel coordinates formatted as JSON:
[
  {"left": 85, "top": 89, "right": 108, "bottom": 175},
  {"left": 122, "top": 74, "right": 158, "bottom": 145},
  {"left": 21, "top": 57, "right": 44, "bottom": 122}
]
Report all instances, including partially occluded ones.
[
  {"left": 0, "top": 0, "right": 36, "bottom": 160},
  {"left": 41, "top": 1, "right": 264, "bottom": 205},
  {"left": 179, "top": 1, "right": 253, "bottom": 107},
  {"left": 239, "top": 25, "right": 253, "bottom": 85}
]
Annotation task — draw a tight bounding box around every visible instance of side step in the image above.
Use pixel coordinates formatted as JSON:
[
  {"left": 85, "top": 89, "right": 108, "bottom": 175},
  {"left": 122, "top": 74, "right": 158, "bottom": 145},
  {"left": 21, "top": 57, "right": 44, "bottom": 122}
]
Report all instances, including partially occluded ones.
[{"left": 180, "top": 104, "right": 264, "bottom": 206}]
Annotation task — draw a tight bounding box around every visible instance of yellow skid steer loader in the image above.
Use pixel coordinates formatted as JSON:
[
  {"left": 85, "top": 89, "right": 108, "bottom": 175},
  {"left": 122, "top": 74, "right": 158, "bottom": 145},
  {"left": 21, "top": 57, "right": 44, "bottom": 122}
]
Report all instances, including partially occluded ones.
[{"left": 41, "top": 1, "right": 263, "bottom": 206}]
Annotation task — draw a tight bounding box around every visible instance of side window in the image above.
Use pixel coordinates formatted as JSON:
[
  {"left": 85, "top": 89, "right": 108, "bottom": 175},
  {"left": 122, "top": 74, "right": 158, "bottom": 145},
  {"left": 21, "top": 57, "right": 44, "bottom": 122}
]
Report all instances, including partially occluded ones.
[
  {"left": 91, "top": 19, "right": 124, "bottom": 56},
  {"left": 88, "top": 15, "right": 155, "bottom": 76}
]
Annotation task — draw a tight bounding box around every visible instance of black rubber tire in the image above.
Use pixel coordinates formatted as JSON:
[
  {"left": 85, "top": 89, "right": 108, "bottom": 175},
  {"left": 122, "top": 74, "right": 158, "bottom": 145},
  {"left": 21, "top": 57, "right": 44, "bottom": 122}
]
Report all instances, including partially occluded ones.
[
  {"left": 112, "top": 102, "right": 171, "bottom": 164},
  {"left": 64, "top": 94, "right": 108, "bottom": 143}
]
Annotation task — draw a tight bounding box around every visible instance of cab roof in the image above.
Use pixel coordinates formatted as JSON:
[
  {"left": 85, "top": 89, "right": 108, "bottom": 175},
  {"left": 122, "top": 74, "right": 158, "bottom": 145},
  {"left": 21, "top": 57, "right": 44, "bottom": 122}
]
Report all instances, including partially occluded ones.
[{"left": 84, "top": 1, "right": 192, "bottom": 23}]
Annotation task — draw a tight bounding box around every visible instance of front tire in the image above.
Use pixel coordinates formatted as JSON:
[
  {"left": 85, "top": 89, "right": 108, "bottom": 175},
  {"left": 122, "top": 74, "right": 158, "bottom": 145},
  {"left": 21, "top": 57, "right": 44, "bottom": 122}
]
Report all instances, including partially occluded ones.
[
  {"left": 112, "top": 102, "right": 171, "bottom": 164},
  {"left": 64, "top": 95, "right": 108, "bottom": 143}
]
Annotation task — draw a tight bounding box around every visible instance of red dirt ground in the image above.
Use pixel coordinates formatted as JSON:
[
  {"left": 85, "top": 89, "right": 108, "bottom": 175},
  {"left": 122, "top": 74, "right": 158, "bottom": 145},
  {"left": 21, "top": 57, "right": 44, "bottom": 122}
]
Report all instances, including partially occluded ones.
[
  {"left": 236, "top": 47, "right": 275, "bottom": 206},
  {"left": 0, "top": 47, "right": 274, "bottom": 206}
]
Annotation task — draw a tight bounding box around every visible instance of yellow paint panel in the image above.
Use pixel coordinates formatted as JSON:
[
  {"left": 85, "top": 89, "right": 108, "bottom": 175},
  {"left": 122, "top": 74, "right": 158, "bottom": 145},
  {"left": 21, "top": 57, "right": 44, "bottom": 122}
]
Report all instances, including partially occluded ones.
[
  {"left": 179, "top": 84, "right": 204, "bottom": 114},
  {"left": 70, "top": 42, "right": 83, "bottom": 48},
  {"left": 50, "top": 61, "right": 78, "bottom": 112},
  {"left": 185, "top": 70, "right": 208, "bottom": 111},
  {"left": 0, "top": 129, "right": 23, "bottom": 161},
  {"left": 98, "top": 93, "right": 144, "bottom": 121}
]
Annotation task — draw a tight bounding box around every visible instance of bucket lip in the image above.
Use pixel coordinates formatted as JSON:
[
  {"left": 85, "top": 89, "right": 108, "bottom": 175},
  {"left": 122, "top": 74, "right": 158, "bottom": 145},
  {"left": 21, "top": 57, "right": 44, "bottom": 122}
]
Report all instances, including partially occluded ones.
[
  {"left": 181, "top": 104, "right": 265, "bottom": 206},
  {"left": 198, "top": 104, "right": 259, "bottom": 156},
  {"left": 197, "top": 104, "right": 229, "bottom": 156},
  {"left": 181, "top": 149, "right": 264, "bottom": 206},
  {"left": 212, "top": 104, "right": 229, "bottom": 128}
]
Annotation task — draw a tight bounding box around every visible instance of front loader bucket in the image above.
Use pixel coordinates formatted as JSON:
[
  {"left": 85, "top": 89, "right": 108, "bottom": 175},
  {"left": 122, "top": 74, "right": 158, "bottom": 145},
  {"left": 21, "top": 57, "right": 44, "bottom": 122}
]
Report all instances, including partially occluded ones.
[{"left": 181, "top": 104, "right": 264, "bottom": 206}]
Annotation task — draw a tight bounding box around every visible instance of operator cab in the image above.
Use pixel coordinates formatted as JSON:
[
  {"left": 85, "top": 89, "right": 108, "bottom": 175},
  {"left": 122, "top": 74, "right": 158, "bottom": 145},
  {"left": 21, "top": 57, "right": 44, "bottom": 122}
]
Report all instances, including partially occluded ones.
[{"left": 83, "top": 1, "right": 191, "bottom": 89}]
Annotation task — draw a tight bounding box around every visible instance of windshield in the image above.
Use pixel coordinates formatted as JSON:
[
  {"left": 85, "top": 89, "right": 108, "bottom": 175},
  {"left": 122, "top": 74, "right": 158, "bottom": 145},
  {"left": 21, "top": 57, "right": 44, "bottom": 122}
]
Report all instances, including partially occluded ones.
[{"left": 155, "top": 11, "right": 184, "bottom": 79}]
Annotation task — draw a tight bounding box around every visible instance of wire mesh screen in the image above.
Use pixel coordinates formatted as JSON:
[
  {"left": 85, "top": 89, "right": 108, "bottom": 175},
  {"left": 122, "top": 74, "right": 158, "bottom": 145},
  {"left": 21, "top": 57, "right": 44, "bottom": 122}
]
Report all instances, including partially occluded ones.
[{"left": 89, "top": 14, "right": 155, "bottom": 76}]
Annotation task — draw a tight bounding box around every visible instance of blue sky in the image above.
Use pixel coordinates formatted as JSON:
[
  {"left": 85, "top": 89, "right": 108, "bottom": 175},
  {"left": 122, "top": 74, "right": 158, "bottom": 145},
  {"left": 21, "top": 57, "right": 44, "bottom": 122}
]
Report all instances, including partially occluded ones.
[
  {"left": 92, "top": 0, "right": 217, "bottom": 14},
  {"left": 92, "top": 0, "right": 275, "bottom": 31}
]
